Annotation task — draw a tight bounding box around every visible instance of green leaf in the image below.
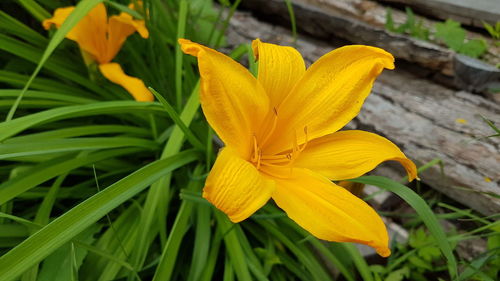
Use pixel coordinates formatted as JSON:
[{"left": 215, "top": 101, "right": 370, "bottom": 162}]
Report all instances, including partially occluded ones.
[
  {"left": 0, "top": 10, "right": 48, "bottom": 47},
  {"left": 104, "top": 0, "right": 143, "bottom": 20},
  {"left": 385, "top": 8, "right": 396, "bottom": 32},
  {"left": 152, "top": 165, "right": 203, "bottom": 281},
  {"left": 0, "top": 148, "right": 141, "bottom": 206},
  {"left": 7, "top": 0, "right": 104, "bottom": 121},
  {"left": 483, "top": 21, "right": 500, "bottom": 39},
  {"left": 215, "top": 212, "right": 252, "bottom": 281},
  {"left": 37, "top": 225, "right": 101, "bottom": 281},
  {"left": 175, "top": 0, "right": 189, "bottom": 110},
  {"left": 435, "top": 19, "right": 465, "bottom": 51},
  {"left": 149, "top": 87, "right": 204, "bottom": 150},
  {"left": 411, "top": 255, "right": 434, "bottom": 271},
  {"left": 284, "top": 0, "right": 297, "bottom": 43},
  {"left": 130, "top": 83, "right": 200, "bottom": 269},
  {"left": 385, "top": 267, "right": 409, "bottom": 281},
  {"left": 351, "top": 176, "right": 458, "bottom": 279},
  {"left": 0, "top": 101, "right": 163, "bottom": 142},
  {"left": 186, "top": 203, "right": 212, "bottom": 281},
  {"left": 459, "top": 39, "right": 488, "bottom": 58},
  {"left": 17, "top": 0, "right": 51, "bottom": 22},
  {"left": 343, "top": 244, "right": 374, "bottom": 281},
  {"left": 0, "top": 150, "right": 199, "bottom": 281},
  {"left": 5, "top": 125, "right": 150, "bottom": 144},
  {"left": 0, "top": 137, "right": 158, "bottom": 160}
]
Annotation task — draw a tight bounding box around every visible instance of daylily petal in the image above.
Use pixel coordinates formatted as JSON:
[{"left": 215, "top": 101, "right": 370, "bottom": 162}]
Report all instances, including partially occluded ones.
[
  {"left": 204, "top": 148, "right": 275, "bottom": 223},
  {"left": 103, "top": 14, "right": 148, "bottom": 63},
  {"left": 115, "top": 13, "right": 149, "bottom": 38},
  {"left": 265, "top": 45, "right": 394, "bottom": 153},
  {"left": 272, "top": 168, "right": 390, "bottom": 257},
  {"left": 99, "top": 63, "right": 153, "bottom": 101},
  {"left": 295, "top": 130, "right": 417, "bottom": 181},
  {"left": 56, "top": 3, "right": 108, "bottom": 62},
  {"left": 128, "top": 0, "right": 144, "bottom": 11},
  {"left": 179, "top": 39, "right": 270, "bottom": 159},
  {"left": 252, "top": 39, "right": 305, "bottom": 107},
  {"left": 42, "top": 6, "right": 74, "bottom": 30}
]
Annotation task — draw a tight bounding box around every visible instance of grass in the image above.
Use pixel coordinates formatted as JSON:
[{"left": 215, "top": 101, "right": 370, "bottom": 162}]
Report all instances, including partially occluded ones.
[{"left": 0, "top": 0, "right": 498, "bottom": 280}]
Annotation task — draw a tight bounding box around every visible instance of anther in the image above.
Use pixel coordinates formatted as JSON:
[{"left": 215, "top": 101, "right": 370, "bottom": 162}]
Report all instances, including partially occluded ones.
[
  {"left": 252, "top": 135, "right": 259, "bottom": 163},
  {"left": 259, "top": 109, "right": 279, "bottom": 148}
]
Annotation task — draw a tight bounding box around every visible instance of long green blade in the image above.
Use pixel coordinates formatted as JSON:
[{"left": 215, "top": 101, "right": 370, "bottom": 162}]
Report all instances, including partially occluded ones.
[
  {"left": 0, "top": 101, "right": 162, "bottom": 141},
  {"left": 351, "top": 176, "right": 458, "bottom": 279},
  {"left": 6, "top": 0, "right": 104, "bottom": 121},
  {"left": 0, "top": 150, "right": 199, "bottom": 281}
]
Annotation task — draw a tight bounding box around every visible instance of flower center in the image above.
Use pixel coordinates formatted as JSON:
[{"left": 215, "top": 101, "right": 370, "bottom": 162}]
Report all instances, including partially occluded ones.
[{"left": 250, "top": 126, "right": 309, "bottom": 174}]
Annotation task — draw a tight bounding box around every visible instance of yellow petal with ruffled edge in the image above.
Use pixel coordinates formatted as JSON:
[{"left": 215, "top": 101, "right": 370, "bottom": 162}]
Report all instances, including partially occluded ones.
[
  {"left": 115, "top": 12, "right": 149, "bottom": 38},
  {"left": 43, "top": 3, "right": 148, "bottom": 64},
  {"left": 295, "top": 130, "right": 417, "bottom": 181},
  {"left": 99, "top": 63, "right": 153, "bottom": 101},
  {"left": 264, "top": 45, "right": 394, "bottom": 154},
  {"left": 252, "top": 39, "right": 305, "bottom": 108},
  {"left": 103, "top": 14, "right": 148, "bottom": 63},
  {"left": 179, "top": 39, "right": 270, "bottom": 159},
  {"left": 43, "top": 3, "right": 108, "bottom": 62},
  {"left": 42, "top": 6, "right": 74, "bottom": 30},
  {"left": 272, "top": 168, "right": 390, "bottom": 257},
  {"left": 204, "top": 148, "right": 275, "bottom": 222}
]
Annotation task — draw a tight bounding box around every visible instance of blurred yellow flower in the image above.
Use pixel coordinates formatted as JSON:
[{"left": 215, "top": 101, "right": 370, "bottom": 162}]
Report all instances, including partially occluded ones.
[
  {"left": 43, "top": 3, "right": 153, "bottom": 101},
  {"left": 180, "top": 38, "right": 417, "bottom": 257}
]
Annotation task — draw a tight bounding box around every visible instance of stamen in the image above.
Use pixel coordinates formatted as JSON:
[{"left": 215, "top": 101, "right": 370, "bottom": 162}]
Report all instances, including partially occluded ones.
[
  {"left": 298, "top": 126, "right": 309, "bottom": 153},
  {"left": 251, "top": 134, "right": 263, "bottom": 170},
  {"left": 255, "top": 125, "right": 310, "bottom": 173},
  {"left": 259, "top": 107, "right": 279, "bottom": 148},
  {"left": 260, "top": 161, "right": 289, "bottom": 168},
  {"left": 251, "top": 135, "right": 259, "bottom": 163},
  {"left": 287, "top": 126, "right": 310, "bottom": 166},
  {"left": 261, "top": 154, "right": 288, "bottom": 160}
]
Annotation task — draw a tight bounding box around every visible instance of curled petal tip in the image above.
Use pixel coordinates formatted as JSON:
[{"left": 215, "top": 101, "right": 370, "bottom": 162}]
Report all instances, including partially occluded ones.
[
  {"left": 401, "top": 158, "right": 418, "bottom": 182},
  {"left": 178, "top": 38, "right": 202, "bottom": 57},
  {"left": 365, "top": 45, "right": 395, "bottom": 70},
  {"left": 376, "top": 246, "right": 391, "bottom": 258},
  {"left": 42, "top": 20, "right": 52, "bottom": 30},
  {"left": 379, "top": 51, "right": 395, "bottom": 70},
  {"left": 178, "top": 38, "right": 190, "bottom": 45},
  {"left": 251, "top": 38, "right": 262, "bottom": 60}
]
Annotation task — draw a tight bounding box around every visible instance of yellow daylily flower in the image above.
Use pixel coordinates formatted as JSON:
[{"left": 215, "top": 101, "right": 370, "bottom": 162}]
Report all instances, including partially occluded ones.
[
  {"left": 180, "top": 38, "right": 418, "bottom": 257},
  {"left": 43, "top": 3, "right": 153, "bottom": 101}
]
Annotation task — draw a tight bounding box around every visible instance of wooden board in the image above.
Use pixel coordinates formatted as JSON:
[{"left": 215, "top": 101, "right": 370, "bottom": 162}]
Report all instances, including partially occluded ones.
[
  {"left": 239, "top": 0, "right": 500, "bottom": 94},
  {"left": 227, "top": 11, "right": 500, "bottom": 215},
  {"left": 379, "top": 0, "right": 500, "bottom": 27}
]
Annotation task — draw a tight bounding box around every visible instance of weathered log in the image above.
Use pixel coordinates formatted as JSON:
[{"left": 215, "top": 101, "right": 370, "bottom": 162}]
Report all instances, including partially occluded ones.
[
  {"left": 378, "top": 0, "right": 500, "bottom": 28},
  {"left": 227, "top": 11, "right": 500, "bottom": 215},
  {"left": 239, "top": 0, "right": 500, "bottom": 94},
  {"left": 240, "top": 0, "right": 453, "bottom": 74},
  {"left": 454, "top": 54, "right": 500, "bottom": 93}
]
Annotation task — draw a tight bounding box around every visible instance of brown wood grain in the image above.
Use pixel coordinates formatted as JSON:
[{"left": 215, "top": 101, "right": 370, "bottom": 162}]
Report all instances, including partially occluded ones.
[
  {"left": 379, "top": 0, "right": 500, "bottom": 27},
  {"left": 239, "top": 0, "right": 500, "bottom": 94}
]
